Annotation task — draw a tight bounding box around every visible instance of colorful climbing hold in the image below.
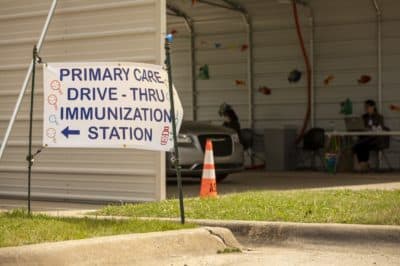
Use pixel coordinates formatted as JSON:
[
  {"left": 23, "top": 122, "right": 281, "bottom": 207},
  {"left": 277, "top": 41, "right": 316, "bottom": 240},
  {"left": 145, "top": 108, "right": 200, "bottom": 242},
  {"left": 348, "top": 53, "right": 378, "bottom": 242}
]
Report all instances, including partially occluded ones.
[
  {"left": 390, "top": 104, "right": 400, "bottom": 112},
  {"left": 235, "top": 80, "right": 246, "bottom": 86},
  {"left": 258, "top": 86, "right": 272, "bottom": 95},
  {"left": 324, "top": 75, "right": 335, "bottom": 86},
  {"left": 288, "top": 69, "right": 302, "bottom": 83},
  {"left": 340, "top": 98, "right": 353, "bottom": 115},
  {"left": 240, "top": 44, "right": 249, "bottom": 52},
  {"left": 358, "top": 75, "right": 372, "bottom": 84},
  {"left": 199, "top": 64, "right": 210, "bottom": 80}
]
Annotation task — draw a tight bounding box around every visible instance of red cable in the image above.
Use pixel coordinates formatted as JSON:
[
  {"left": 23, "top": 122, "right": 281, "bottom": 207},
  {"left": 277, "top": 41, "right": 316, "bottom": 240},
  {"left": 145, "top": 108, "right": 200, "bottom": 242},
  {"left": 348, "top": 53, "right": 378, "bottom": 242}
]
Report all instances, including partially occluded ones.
[{"left": 292, "top": 1, "right": 312, "bottom": 144}]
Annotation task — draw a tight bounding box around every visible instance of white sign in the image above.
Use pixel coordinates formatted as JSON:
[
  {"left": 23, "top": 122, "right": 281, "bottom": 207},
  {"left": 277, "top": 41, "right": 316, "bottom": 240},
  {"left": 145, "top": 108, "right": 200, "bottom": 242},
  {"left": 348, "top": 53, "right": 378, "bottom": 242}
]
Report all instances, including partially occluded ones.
[{"left": 43, "top": 62, "right": 183, "bottom": 151}]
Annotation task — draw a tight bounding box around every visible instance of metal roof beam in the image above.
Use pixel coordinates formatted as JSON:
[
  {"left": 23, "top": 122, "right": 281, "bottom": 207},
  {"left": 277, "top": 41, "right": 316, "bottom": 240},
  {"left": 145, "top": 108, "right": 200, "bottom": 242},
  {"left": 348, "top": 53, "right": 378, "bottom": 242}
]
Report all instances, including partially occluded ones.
[
  {"left": 167, "top": 3, "right": 194, "bottom": 28},
  {"left": 196, "top": 0, "right": 237, "bottom": 11}
]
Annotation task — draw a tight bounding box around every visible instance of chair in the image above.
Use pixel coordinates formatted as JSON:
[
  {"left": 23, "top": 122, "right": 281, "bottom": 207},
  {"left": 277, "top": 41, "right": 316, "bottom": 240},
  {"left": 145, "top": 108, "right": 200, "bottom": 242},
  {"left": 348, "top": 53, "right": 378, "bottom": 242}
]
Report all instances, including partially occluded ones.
[
  {"left": 372, "top": 127, "right": 393, "bottom": 171},
  {"left": 240, "top": 128, "right": 253, "bottom": 151},
  {"left": 298, "top": 127, "right": 326, "bottom": 170},
  {"left": 240, "top": 128, "right": 265, "bottom": 167}
]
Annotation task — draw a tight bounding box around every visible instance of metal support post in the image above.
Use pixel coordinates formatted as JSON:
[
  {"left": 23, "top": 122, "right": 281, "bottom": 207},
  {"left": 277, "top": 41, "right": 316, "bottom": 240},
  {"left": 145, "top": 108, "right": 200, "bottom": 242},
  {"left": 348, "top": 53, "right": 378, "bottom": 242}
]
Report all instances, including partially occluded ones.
[
  {"left": 244, "top": 14, "right": 254, "bottom": 130},
  {"left": 309, "top": 9, "right": 315, "bottom": 128},
  {"left": 371, "top": 0, "right": 383, "bottom": 167},
  {"left": 188, "top": 24, "right": 197, "bottom": 121},
  {"left": 372, "top": 0, "right": 383, "bottom": 113}
]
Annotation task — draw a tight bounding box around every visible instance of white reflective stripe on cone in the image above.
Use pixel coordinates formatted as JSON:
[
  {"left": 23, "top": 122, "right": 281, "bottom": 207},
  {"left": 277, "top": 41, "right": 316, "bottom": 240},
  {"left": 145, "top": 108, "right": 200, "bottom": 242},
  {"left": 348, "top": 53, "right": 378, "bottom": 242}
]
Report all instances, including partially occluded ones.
[
  {"left": 202, "top": 169, "right": 216, "bottom": 179},
  {"left": 204, "top": 151, "right": 215, "bottom": 164}
]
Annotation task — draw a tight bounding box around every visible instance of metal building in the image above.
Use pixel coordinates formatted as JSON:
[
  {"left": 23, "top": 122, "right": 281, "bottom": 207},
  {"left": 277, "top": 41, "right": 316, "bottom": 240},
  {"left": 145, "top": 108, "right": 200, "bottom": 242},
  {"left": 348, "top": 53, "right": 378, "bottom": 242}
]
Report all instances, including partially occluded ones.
[{"left": 0, "top": 0, "right": 167, "bottom": 202}]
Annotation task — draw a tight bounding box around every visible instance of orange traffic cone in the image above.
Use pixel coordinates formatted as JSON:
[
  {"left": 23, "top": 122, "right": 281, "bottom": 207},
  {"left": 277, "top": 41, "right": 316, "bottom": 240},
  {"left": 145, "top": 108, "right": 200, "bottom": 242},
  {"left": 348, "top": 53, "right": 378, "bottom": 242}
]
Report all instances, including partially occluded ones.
[{"left": 200, "top": 139, "right": 218, "bottom": 198}]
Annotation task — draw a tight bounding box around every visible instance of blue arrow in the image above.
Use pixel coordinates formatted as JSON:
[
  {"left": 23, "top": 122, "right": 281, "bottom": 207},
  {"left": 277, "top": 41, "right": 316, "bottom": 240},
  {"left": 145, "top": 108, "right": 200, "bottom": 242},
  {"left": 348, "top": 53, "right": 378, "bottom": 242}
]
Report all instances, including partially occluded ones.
[{"left": 62, "top": 126, "right": 80, "bottom": 138}]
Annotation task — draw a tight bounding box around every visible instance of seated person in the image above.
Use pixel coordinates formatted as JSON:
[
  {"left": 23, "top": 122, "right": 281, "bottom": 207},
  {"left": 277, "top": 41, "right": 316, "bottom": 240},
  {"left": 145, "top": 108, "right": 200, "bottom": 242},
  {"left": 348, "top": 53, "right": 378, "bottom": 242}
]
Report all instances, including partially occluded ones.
[
  {"left": 352, "top": 100, "right": 385, "bottom": 171},
  {"left": 219, "top": 103, "right": 241, "bottom": 136}
]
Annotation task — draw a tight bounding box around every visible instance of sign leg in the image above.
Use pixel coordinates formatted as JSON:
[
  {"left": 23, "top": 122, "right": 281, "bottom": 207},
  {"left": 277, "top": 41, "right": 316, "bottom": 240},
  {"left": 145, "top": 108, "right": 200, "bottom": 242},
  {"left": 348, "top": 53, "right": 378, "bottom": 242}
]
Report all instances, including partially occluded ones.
[
  {"left": 27, "top": 46, "right": 38, "bottom": 215},
  {"left": 165, "top": 36, "right": 185, "bottom": 224}
]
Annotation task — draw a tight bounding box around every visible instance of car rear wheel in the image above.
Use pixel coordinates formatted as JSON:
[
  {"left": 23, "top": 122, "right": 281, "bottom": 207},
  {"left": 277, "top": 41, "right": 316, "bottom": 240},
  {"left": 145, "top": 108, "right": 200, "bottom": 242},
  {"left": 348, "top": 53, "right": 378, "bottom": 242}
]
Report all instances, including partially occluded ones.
[{"left": 216, "top": 174, "right": 229, "bottom": 183}]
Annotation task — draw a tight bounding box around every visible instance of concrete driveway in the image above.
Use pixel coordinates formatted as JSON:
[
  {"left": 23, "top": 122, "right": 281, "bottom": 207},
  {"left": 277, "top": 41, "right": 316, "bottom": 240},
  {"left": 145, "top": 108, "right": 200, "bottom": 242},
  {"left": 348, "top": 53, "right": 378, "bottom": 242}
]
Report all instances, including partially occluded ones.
[
  {"left": 164, "top": 243, "right": 400, "bottom": 266},
  {"left": 167, "top": 170, "right": 400, "bottom": 198}
]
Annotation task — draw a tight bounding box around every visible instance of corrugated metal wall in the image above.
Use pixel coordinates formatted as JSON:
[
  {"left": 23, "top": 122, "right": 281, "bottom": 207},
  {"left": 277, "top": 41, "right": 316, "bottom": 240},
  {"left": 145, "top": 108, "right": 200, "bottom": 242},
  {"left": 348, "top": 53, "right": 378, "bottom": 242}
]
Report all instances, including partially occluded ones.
[
  {"left": 380, "top": 0, "right": 400, "bottom": 130},
  {"left": 314, "top": 0, "right": 378, "bottom": 129},
  {"left": 167, "top": 14, "right": 194, "bottom": 120},
  {"left": 167, "top": 0, "right": 310, "bottom": 129},
  {"left": 168, "top": 0, "right": 400, "bottom": 166},
  {"left": 0, "top": 0, "right": 167, "bottom": 202}
]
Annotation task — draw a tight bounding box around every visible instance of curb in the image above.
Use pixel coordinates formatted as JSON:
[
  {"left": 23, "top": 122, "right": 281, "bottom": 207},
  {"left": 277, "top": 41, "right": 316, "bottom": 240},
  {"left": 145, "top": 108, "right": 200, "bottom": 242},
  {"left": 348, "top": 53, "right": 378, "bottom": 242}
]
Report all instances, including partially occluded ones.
[
  {"left": 0, "top": 227, "right": 241, "bottom": 266},
  {"left": 23, "top": 210, "right": 400, "bottom": 246},
  {"left": 187, "top": 219, "right": 400, "bottom": 246},
  {"left": 127, "top": 216, "right": 400, "bottom": 246}
]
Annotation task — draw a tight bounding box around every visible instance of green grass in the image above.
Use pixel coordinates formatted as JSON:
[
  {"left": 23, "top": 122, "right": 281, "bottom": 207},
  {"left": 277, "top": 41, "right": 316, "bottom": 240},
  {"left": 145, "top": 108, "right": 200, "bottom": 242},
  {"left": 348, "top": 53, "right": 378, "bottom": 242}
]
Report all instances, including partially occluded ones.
[
  {"left": 98, "top": 190, "right": 400, "bottom": 225},
  {"left": 0, "top": 209, "right": 195, "bottom": 248},
  {"left": 217, "top": 247, "right": 242, "bottom": 254}
]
